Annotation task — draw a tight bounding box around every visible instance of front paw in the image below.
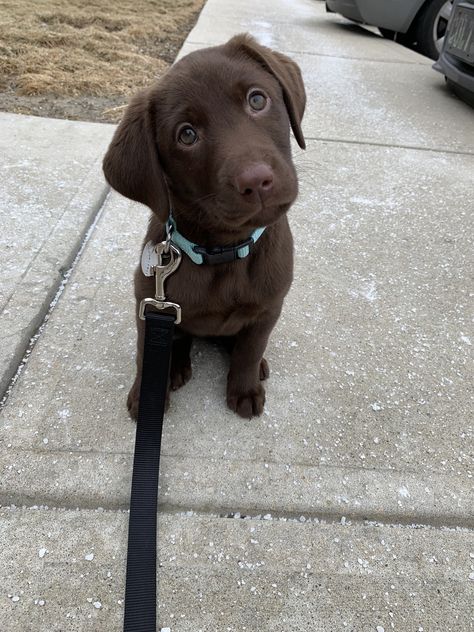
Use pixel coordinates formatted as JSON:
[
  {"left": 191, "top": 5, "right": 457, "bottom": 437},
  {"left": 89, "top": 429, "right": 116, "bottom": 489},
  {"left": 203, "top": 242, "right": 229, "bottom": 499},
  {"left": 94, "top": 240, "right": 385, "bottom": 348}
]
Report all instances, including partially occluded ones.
[{"left": 227, "top": 381, "right": 266, "bottom": 419}]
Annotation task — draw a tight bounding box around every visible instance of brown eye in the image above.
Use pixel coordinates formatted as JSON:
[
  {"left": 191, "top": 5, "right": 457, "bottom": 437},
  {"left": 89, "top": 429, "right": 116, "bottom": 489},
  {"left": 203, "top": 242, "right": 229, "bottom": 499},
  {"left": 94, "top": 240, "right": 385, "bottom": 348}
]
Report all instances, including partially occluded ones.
[
  {"left": 248, "top": 90, "right": 267, "bottom": 111},
  {"left": 178, "top": 125, "right": 198, "bottom": 145}
]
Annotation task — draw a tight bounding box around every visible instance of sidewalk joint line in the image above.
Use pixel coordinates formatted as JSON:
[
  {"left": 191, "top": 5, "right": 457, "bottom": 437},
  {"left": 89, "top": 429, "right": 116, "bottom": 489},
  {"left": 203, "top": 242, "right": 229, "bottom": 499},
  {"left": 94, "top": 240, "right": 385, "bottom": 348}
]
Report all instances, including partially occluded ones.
[
  {"left": 303, "top": 135, "right": 474, "bottom": 156},
  {"left": 0, "top": 189, "right": 111, "bottom": 411},
  {"left": 217, "top": 510, "right": 474, "bottom": 532},
  {"left": 186, "top": 40, "right": 427, "bottom": 65},
  {"left": 1, "top": 502, "right": 473, "bottom": 532}
]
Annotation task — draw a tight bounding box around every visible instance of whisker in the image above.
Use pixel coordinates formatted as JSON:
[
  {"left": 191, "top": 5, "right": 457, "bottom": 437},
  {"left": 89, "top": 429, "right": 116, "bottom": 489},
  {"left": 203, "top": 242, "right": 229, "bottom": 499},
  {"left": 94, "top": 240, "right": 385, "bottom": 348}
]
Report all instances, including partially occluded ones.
[{"left": 191, "top": 192, "right": 217, "bottom": 206}]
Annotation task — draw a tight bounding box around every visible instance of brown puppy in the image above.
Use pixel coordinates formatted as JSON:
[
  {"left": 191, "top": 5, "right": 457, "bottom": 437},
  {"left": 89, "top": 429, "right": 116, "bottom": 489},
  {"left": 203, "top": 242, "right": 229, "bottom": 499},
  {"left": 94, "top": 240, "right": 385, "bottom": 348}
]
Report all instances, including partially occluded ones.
[{"left": 103, "top": 34, "right": 306, "bottom": 419}]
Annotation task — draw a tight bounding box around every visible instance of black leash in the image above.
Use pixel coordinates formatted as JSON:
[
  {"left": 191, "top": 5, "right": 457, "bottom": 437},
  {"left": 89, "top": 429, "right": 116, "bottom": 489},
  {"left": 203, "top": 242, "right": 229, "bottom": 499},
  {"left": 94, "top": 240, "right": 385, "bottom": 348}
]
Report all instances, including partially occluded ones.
[
  {"left": 124, "top": 235, "right": 182, "bottom": 632},
  {"left": 124, "top": 311, "right": 175, "bottom": 632}
]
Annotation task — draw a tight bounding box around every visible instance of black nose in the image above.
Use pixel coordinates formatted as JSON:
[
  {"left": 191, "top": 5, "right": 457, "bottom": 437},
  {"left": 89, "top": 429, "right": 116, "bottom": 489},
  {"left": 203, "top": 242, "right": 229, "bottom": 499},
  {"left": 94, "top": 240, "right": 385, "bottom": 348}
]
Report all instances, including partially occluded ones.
[{"left": 235, "top": 163, "right": 274, "bottom": 201}]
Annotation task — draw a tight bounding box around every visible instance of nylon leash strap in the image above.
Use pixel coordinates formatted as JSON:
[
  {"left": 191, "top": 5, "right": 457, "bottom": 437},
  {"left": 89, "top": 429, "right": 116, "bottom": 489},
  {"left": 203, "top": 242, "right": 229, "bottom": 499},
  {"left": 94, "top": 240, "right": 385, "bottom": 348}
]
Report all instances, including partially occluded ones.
[
  {"left": 124, "top": 311, "right": 175, "bottom": 632},
  {"left": 124, "top": 238, "right": 182, "bottom": 632}
]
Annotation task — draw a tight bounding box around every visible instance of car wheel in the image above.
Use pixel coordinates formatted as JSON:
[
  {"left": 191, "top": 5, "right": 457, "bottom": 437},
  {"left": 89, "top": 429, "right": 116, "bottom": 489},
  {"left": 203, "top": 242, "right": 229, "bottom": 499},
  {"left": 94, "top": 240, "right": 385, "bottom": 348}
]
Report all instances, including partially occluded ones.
[{"left": 413, "top": 0, "right": 452, "bottom": 59}]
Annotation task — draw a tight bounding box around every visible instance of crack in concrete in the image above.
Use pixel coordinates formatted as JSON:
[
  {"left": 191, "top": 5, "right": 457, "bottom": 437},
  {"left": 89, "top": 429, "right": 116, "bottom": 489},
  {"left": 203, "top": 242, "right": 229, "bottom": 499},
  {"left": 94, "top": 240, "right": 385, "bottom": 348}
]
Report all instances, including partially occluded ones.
[{"left": 1, "top": 444, "right": 465, "bottom": 479}]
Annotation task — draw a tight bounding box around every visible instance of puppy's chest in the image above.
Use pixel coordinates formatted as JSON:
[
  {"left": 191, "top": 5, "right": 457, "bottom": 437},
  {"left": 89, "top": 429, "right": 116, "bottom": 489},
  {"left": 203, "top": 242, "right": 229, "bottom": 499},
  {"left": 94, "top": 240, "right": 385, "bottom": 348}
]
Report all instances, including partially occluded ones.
[{"left": 167, "top": 263, "right": 272, "bottom": 336}]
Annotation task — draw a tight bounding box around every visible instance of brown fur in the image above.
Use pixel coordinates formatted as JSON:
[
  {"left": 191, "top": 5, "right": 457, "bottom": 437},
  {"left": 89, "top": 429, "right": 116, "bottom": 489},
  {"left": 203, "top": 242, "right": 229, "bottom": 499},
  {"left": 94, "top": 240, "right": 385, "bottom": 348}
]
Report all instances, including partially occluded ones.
[{"left": 103, "top": 34, "right": 306, "bottom": 418}]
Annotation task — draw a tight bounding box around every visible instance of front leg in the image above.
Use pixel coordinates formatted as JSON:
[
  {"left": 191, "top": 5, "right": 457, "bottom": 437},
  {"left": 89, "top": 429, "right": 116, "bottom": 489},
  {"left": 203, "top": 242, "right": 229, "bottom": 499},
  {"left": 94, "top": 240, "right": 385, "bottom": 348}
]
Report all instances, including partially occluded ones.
[
  {"left": 227, "top": 312, "right": 280, "bottom": 419},
  {"left": 127, "top": 311, "right": 145, "bottom": 421},
  {"left": 127, "top": 298, "right": 193, "bottom": 420}
]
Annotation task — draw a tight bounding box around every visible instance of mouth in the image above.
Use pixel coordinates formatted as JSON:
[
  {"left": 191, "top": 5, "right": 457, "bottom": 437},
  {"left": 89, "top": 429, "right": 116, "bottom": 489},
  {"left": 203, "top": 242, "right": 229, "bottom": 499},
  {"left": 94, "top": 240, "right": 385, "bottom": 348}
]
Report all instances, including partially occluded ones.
[
  {"left": 227, "top": 199, "right": 293, "bottom": 229},
  {"left": 192, "top": 191, "right": 295, "bottom": 239}
]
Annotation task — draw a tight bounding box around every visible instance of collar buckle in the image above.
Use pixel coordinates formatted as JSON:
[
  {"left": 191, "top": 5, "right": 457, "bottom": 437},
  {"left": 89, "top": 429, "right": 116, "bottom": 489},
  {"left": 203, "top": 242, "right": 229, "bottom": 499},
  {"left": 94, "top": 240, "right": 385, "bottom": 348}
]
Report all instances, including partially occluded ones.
[{"left": 193, "top": 237, "right": 254, "bottom": 265}]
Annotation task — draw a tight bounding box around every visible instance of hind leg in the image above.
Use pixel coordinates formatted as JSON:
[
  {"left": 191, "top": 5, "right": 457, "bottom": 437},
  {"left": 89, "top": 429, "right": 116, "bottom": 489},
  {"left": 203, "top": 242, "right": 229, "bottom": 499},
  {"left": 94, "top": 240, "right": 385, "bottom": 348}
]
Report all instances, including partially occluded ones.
[{"left": 169, "top": 332, "right": 193, "bottom": 391}]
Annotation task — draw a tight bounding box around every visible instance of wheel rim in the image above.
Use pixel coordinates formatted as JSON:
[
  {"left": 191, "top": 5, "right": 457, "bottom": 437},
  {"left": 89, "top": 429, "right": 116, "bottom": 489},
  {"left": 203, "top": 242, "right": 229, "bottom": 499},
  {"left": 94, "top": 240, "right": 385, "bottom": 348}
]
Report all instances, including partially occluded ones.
[{"left": 433, "top": 1, "right": 453, "bottom": 53}]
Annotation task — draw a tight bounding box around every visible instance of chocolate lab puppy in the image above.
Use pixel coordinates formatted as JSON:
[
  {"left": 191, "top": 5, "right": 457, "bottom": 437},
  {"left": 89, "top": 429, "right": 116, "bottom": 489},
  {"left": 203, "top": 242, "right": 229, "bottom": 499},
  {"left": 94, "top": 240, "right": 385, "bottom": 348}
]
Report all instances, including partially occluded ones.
[{"left": 103, "top": 34, "right": 306, "bottom": 419}]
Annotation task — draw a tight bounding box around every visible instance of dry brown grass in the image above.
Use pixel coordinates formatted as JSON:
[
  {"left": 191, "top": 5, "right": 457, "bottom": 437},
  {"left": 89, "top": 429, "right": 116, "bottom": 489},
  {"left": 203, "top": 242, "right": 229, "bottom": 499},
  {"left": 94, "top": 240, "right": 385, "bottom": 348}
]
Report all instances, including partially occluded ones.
[{"left": 0, "top": 0, "right": 204, "bottom": 120}]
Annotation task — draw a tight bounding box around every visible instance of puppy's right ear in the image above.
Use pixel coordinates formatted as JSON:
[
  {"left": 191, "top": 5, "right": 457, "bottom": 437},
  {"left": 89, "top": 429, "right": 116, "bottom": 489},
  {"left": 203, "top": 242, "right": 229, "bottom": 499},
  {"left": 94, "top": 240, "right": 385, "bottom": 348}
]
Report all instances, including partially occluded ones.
[{"left": 103, "top": 89, "right": 169, "bottom": 221}]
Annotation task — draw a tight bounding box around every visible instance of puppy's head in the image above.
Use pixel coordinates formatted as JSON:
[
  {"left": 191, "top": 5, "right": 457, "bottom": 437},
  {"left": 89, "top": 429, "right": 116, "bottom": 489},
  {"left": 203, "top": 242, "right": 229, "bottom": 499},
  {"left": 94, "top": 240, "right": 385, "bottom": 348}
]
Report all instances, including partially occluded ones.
[{"left": 103, "top": 34, "right": 306, "bottom": 237}]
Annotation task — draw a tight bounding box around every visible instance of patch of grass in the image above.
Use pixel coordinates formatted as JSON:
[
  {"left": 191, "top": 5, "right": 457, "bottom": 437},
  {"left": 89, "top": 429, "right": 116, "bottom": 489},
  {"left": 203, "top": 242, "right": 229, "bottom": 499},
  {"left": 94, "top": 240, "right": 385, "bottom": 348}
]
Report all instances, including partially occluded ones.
[{"left": 0, "top": 0, "right": 204, "bottom": 120}]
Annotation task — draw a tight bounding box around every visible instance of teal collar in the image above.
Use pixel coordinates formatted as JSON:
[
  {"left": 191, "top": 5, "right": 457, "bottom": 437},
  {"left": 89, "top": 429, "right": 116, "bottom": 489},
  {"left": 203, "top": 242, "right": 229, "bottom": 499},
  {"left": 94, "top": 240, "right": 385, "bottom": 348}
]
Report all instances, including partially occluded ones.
[{"left": 168, "top": 217, "right": 266, "bottom": 265}]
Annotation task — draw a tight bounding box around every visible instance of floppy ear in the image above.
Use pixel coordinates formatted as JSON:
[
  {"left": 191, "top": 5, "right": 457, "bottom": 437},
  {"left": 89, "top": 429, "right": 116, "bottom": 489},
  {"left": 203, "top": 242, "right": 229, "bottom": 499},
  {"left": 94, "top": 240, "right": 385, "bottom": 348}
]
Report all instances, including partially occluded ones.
[
  {"left": 226, "top": 34, "right": 306, "bottom": 149},
  {"left": 103, "top": 88, "right": 169, "bottom": 221}
]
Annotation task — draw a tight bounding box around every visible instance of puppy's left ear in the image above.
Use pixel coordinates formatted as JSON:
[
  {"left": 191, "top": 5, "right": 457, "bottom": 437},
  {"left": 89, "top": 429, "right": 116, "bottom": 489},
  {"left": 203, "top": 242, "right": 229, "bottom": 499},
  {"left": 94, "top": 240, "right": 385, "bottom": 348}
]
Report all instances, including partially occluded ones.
[
  {"left": 227, "top": 34, "right": 307, "bottom": 149},
  {"left": 103, "top": 87, "right": 169, "bottom": 221}
]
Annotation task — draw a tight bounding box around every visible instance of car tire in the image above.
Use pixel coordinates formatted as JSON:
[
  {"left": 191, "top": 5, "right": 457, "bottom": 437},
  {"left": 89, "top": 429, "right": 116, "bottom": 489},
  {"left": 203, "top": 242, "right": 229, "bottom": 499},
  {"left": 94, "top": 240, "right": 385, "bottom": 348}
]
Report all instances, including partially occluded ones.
[{"left": 412, "top": 0, "right": 452, "bottom": 60}]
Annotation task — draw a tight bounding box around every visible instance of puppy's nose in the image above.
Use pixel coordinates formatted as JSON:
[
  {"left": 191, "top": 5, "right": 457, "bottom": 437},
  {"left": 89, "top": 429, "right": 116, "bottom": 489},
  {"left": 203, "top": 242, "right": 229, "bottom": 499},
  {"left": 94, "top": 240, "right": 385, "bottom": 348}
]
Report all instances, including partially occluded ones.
[{"left": 235, "top": 163, "right": 274, "bottom": 201}]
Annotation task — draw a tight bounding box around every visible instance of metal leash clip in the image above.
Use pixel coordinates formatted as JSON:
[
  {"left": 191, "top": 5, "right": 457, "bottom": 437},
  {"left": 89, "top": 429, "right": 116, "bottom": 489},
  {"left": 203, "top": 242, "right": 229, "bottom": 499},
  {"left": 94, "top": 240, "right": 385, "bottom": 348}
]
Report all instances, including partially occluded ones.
[{"left": 139, "top": 237, "right": 182, "bottom": 324}]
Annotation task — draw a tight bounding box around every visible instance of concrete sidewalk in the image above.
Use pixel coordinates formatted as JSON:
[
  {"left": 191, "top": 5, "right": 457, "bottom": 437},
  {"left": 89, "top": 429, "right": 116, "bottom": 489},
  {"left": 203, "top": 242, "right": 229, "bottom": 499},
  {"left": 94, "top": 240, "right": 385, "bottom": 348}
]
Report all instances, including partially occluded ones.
[
  {"left": 0, "top": 114, "right": 114, "bottom": 396},
  {"left": 1, "top": 0, "right": 473, "bottom": 630}
]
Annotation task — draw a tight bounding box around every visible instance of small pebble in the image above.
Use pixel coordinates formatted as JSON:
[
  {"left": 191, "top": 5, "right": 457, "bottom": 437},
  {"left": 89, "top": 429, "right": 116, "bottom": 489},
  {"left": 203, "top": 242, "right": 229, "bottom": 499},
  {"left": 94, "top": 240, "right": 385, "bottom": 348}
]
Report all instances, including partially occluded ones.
[
  {"left": 85, "top": 553, "right": 94, "bottom": 561},
  {"left": 11, "top": 596, "right": 20, "bottom": 603},
  {"left": 93, "top": 601, "right": 102, "bottom": 609},
  {"left": 376, "top": 627, "right": 385, "bottom": 632},
  {"left": 38, "top": 548, "right": 47, "bottom": 559}
]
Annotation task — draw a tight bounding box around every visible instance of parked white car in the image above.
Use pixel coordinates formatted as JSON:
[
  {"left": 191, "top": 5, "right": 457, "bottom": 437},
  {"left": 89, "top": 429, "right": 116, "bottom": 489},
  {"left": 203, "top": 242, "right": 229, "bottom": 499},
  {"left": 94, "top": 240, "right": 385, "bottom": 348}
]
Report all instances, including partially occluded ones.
[{"left": 326, "top": 0, "right": 453, "bottom": 59}]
